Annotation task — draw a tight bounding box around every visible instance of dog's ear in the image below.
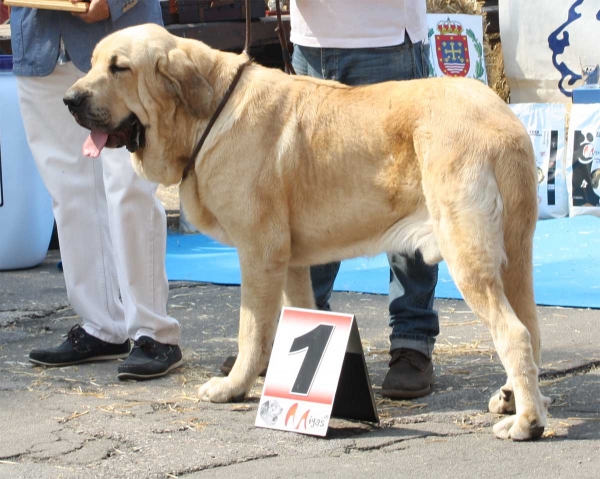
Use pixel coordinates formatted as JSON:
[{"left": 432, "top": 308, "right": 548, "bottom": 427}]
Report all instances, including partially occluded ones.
[{"left": 157, "top": 49, "right": 214, "bottom": 117}]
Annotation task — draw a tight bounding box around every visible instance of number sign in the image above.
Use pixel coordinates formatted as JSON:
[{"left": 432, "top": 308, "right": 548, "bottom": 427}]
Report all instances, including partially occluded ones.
[{"left": 256, "top": 307, "right": 378, "bottom": 437}]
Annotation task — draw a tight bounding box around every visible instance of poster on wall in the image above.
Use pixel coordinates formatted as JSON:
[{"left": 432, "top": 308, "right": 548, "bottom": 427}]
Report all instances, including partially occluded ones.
[
  {"left": 566, "top": 105, "right": 600, "bottom": 217},
  {"left": 500, "top": 0, "right": 600, "bottom": 103},
  {"left": 426, "top": 13, "right": 487, "bottom": 84},
  {"left": 509, "top": 103, "right": 568, "bottom": 220}
]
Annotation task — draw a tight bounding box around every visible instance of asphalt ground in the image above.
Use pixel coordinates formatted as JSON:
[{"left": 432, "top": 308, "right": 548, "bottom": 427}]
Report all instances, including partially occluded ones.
[{"left": 1, "top": 194, "right": 599, "bottom": 478}]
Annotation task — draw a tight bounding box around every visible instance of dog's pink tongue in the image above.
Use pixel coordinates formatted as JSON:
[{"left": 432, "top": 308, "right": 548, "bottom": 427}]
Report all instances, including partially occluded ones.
[{"left": 83, "top": 131, "right": 109, "bottom": 158}]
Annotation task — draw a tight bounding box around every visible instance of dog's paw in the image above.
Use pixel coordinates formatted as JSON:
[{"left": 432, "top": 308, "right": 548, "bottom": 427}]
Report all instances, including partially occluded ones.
[
  {"left": 198, "top": 377, "right": 247, "bottom": 403},
  {"left": 542, "top": 394, "right": 553, "bottom": 408},
  {"left": 488, "top": 387, "right": 516, "bottom": 415},
  {"left": 492, "top": 413, "right": 545, "bottom": 441}
]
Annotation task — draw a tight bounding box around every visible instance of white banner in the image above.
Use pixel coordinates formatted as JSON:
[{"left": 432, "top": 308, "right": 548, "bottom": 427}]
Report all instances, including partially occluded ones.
[
  {"left": 500, "top": 0, "right": 600, "bottom": 103},
  {"left": 566, "top": 104, "right": 600, "bottom": 218},
  {"left": 510, "top": 103, "right": 569, "bottom": 220},
  {"left": 426, "top": 14, "right": 487, "bottom": 84}
]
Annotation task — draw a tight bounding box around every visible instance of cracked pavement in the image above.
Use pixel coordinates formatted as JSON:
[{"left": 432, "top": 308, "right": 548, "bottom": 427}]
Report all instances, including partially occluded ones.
[{"left": 1, "top": 246, "right": 600, "bottom": 479}]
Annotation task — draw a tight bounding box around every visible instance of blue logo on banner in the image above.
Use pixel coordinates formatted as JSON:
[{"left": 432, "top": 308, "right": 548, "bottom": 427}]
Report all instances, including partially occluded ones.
[{"left": 548, "top": 0, "right": 600, "bottom": 98}]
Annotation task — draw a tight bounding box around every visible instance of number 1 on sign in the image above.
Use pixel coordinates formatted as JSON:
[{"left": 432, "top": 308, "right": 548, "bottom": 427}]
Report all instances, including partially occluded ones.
[{"left": 289, "top": 324, "right": 335, "bottom": 395}]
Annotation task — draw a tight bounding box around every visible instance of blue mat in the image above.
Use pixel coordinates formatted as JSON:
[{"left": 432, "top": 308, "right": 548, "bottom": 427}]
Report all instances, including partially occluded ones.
[{"left": 166, "top": 216, "right": 600, "bottom": 309}]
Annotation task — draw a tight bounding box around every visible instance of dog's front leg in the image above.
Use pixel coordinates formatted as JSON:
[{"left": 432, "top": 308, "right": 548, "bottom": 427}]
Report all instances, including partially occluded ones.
[{"left": 198, "top": 248, "right": 287, "bottom": 403}]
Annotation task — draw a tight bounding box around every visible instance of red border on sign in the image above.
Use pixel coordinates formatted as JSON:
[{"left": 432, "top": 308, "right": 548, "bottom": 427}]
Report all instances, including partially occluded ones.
[
  {"left": 281, "top": 308, "right": 353, "bottom": 329},
  {"left": 262, "top": 388, "right": 334, "bottom": 404}
]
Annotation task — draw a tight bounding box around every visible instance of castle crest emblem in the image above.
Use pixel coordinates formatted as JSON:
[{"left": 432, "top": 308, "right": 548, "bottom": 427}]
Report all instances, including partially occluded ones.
[{"left": 435, "top": 19, "right": 470, "bottom": 77}]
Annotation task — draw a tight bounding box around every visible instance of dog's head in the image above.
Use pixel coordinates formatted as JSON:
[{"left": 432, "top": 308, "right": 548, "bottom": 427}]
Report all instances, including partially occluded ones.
[{"left": 64, "top": 24, "right": 219, "bottom": 185}]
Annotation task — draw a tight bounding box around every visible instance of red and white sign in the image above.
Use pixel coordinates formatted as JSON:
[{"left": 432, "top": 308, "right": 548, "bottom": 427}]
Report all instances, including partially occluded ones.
[{"left": 255, "top": 307, "right": 354, "bottom": 436}]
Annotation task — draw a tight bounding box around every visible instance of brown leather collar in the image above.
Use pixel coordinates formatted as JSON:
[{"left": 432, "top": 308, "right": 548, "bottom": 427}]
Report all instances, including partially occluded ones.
[{"left": 181, "top": 61, "right": 249, "bottom": 182}]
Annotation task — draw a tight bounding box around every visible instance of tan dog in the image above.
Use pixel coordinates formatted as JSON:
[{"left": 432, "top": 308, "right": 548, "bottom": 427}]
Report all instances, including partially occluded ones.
[{"left": 64, "top": 24, "right": 550, "bottom": 440}]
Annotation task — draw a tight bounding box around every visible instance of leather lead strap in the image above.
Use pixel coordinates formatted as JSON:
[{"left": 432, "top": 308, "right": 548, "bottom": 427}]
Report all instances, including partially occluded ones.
[
  {"left": 181, "top": 62, "right": 248, "bottom": 181},
  {"left": 244, "top": 0, "right": 251, "bottom": 56},
  {"left": 275, "top": 0, "right": 295, "bottom": 75},
  {"left": 181, "top": 0, "right": 293, "bottom": 182}
]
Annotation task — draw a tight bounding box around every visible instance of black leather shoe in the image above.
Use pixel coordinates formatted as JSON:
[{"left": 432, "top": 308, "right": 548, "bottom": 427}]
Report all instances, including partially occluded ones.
[
  {"left": 381, "top": 348, "right": 434, "bottom": 399},
  {"left": 29, "top": 325, "right": 130, "bottom": 367},
  {"left": 117, "top": 336, "right": 183, "bottom": 380}
]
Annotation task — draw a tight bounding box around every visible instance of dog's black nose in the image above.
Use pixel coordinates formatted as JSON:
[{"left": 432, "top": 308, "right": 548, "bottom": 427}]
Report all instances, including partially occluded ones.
[{"left": 63, "top": 90, "right": 89, "bottom": 110}]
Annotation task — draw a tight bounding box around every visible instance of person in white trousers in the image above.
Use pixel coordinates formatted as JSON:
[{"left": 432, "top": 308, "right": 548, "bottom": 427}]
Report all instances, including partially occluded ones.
[{"left": 11, "top": 0, "right": 182, "bottom": 379}]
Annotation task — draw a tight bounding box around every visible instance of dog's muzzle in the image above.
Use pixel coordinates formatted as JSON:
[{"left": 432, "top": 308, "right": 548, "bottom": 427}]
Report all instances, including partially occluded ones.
[{"left": 63, "top": 90, "right": 146, "bottom": 155}]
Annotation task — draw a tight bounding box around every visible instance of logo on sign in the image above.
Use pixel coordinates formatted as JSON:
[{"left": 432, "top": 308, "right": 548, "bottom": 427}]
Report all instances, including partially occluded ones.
[
  {"left": 259, "top": 399, "right": 283, "bottom": 426},
  {"left": 435, "top": 19, "right": 470, "bottom": 77},
  {"left": 285, "top": 403, "right": 311, "bottom": 430},
  {"left": 428, "top": 16, "right": 485, "bottom": 81},
  {"left": 426, "top": 14, "right": 486, "bottom": 82},
  {"left": 548, "top": 0, "right": 600, "bottom": 98},
  {"left": 576, "top": 131, "right": 596, "bottom": 165}
]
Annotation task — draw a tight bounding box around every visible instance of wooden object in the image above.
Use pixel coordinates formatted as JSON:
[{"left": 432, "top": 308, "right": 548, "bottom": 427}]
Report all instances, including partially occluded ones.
[{"left": 4, "top": 0, "right": 90, "bottom": 13}]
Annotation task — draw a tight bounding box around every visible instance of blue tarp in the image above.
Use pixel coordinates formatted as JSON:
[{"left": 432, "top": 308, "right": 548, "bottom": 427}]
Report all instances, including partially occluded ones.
[{"left": 166, "top": 215, "right": 600, "bottom": 309}]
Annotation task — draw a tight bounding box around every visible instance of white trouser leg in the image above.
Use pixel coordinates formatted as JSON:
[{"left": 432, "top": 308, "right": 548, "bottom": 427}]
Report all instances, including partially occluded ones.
[
  {"left": 101, "top": 147, "right": 180, "bottom": 344},
  {"left": 17, "top": 62, "right": 180, "bottom": 345}
]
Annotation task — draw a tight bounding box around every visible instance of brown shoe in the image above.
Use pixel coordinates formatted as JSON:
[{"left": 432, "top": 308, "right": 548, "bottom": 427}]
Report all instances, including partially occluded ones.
[
  {"left": 381, "top": 348, "right": 434, "bottom": 399},
  {"left": 220, "top": 355, "right": 268, "bottom": 377}
]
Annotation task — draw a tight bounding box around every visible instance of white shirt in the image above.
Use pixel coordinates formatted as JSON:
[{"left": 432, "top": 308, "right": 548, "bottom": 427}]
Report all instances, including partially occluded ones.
[{"left": 290, "top": 0, "right": 428, "bottom": 49}]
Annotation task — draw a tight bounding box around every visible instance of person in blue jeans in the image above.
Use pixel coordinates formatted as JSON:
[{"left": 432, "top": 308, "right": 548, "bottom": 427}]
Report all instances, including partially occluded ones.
[{"left": 290, "top": 0, "right": 439, "bottom": 399}]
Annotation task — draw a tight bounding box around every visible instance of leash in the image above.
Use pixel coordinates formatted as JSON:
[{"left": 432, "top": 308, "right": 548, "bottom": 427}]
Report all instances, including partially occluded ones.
[
  {"left": 275, "top": 0, "right": 295, "bottom": 75},
  {"left": 180, "top": 0, "right": 253, "bottom": 182},
  {"left": 181, "top": 61, "right": 248, "bottom": 181},
  {"left": 181, "top": 0, "right": 293, "bottom": 182},
  {"left": 244, "top": 0, "right": 251, "bottom": 56}
]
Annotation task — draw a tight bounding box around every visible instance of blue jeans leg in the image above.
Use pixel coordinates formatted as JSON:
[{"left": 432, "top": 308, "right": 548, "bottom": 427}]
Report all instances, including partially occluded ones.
[
  {"left": 292, "top": 40, "right": 439, "bottom": 355},
  {"left": 388, "top": 252, "right": 439, "bottom": 358},
  {"left": 310, "top": 262, "right": 340, "bottom": 311}
]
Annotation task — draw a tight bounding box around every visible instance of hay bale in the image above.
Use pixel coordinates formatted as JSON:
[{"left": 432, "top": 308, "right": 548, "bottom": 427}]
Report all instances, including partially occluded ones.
[
  {"left": 427, "top": 0, "right": 509, "bottom": 102},
  {"left": 427, "top": 0, "right": 483, "bottom": 15}
]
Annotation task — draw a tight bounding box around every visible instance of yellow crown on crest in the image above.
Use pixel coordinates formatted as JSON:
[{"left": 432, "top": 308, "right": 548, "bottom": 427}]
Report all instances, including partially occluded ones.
[{"left": 437, "top": 18, "right": 463, "bottom": 35}]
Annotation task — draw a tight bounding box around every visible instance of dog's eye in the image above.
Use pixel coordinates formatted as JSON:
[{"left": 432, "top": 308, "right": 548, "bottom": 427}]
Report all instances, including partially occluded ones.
[{"left": 110, "top": 64, "right": 130, "bottom": 75}]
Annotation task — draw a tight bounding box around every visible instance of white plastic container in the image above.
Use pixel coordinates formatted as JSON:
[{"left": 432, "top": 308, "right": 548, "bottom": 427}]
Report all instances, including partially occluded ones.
[{"left": 0, "top": 55, "right": 54, "bottom": 270}]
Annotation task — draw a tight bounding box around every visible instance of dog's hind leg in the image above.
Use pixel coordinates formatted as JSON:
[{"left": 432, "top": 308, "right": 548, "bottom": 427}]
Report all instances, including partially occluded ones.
[
  {"left": 488, "top": 154, "right": 552, "bottom": 419},
  {"left": 488, "top": 205, "right": 539, "bottom": 416},
  {"left": 283, "top": 266, "right": 317, "bottom": 309},
  {"left": 198, "top": 244, "right": 288, "bottom": 403},
  {"left": 425, "top": 166, "right": 547, "bottom": 440}
]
